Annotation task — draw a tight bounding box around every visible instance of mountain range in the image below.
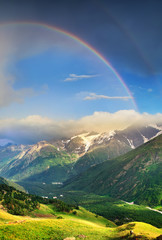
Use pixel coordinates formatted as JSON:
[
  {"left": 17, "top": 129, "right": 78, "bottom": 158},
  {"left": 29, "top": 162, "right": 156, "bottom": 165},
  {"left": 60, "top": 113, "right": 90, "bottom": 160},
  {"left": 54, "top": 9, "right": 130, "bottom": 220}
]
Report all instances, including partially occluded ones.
[
  {"left": 64, "top": 134, "right": 162, "bottom": 206},
  {"left": 0, "top": 123, "right": 161, "bottom": 185}
]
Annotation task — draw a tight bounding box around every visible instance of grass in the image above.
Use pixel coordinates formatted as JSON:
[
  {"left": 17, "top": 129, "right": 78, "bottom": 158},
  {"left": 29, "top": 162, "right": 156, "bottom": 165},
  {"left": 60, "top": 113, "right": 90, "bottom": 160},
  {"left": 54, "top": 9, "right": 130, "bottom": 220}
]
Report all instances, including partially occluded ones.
[
  {"left": 0, "top": 218, "right": 115, "bottom": 240},
  {"left": 114, "top": 222, "right": 162, "bottom": 239},
  {"left": 31, "top": 204, "right": 115, "bottom": 227},
  {"left": 38, "top": 190, "right": 162, "bottom": 228},
  {"left": 0, "top": 205, "right": 161, "bottom": 239},
  {"left": 0, "top": 217, "right": 161, "bottom": 239},
  {"left": 14, "top": 183, "right": 162, "bottom": 228},
  {"left": 0, "top": 207, "right": 24, "bottom": 224}
]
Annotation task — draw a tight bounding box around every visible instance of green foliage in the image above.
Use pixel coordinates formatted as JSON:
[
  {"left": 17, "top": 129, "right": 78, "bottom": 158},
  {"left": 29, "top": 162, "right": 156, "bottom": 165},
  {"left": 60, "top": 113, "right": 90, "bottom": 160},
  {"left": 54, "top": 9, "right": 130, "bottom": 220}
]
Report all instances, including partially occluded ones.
[
  {"left": 48, "top": 190, "right": 162, "bottom": 228},
  {"left": 51, "top": 199, "right": 73, "bottom": 212},
  {"left": 0, "top": 184, "right": 40, "bottom": 215},
  {"left": 0, "top": 183, "right": 75, "bottom": 217}
]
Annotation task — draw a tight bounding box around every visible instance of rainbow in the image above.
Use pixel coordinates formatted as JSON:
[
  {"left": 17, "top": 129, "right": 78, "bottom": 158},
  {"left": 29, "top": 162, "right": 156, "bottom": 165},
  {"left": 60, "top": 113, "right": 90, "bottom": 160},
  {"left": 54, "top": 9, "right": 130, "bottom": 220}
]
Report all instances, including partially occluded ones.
[{"left": 0, "top": 21, "right": 138, "bottom": 110}]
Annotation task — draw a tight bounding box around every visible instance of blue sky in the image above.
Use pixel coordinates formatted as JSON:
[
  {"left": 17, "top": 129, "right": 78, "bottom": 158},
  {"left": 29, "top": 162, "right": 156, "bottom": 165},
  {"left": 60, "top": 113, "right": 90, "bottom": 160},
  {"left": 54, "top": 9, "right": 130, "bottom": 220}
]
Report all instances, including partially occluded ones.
[
  {"left": 0, "top": 26, "right": 135, "bottom": 120},
  {"left": 0, "top": 0, "right": 161, "bottom": 143}
]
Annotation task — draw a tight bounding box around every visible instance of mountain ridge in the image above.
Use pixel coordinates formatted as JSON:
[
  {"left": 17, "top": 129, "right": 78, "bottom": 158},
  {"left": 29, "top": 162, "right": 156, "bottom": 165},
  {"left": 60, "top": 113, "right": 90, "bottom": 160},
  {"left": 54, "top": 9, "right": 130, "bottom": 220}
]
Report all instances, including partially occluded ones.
[
  {"left": 64, "top": 134, "right": 162, "bottom": 206},
  {"left": 0, "top": 123, "right": 161, "bottom": 185}
]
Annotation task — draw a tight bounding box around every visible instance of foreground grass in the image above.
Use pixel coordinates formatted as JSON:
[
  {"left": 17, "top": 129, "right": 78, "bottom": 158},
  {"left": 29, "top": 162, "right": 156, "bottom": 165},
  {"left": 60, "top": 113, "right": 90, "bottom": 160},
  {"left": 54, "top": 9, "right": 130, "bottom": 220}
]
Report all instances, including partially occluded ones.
[
  {"left": 0, "top": 218, "right": 161, "bottom": 240},
  {"left": 0, "top": 206, "right": 23, "bottom": 225},
  {"left": 0, "top": 219, "right": 115, "bottom": 240},
  {"left": 0, "top": 206, "right": 161, "bottom": 240}
]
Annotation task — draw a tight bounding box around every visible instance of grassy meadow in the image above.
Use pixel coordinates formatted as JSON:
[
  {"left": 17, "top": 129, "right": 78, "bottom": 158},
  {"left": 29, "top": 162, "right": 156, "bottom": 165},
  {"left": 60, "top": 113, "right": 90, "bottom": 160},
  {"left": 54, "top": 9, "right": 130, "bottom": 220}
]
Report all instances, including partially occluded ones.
[{"left": 0, "top": 204, "right": 161, "bottom": 240}]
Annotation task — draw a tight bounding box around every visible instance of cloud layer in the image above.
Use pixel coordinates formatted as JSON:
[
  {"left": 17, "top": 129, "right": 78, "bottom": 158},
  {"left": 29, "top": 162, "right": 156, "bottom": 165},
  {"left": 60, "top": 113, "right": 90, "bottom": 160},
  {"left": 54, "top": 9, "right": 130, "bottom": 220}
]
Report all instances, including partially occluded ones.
[
  {"left": 0, "top": 110, "right": 161, "bottom": 144},
  {"left": 84, "top": 93, "right": 132, "bottom": 101},
  {"left": 64, "top": 74, "right": 98, "bottom": 82}
]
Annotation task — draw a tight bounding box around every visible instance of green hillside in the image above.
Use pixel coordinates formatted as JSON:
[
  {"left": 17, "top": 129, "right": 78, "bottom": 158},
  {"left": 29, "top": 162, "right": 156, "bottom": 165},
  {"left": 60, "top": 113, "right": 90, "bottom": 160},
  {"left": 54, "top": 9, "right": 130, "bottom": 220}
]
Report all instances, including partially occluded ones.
[
  {"left": 1, "top": 145, "right": 78, "bottom": 183},
  {"left": 0, "top": 183, "right": 40, "bottom": 215},
  {"left": 65, "top": 134, "right": 162, "bottom": 206},
  {"left": 0, "top": 177, "right": 25, "bottom": 192},
  {"left": 0, "top": 183, "right": 161, "bottom": 239},
  {"left": 0, "top": 219, "right": 161, "bottom": 240},
  {"left": 17, "top": 182, "right": 162, "bottom": 228},
  {"left": 0, "top": 201, "right": 161, "bottom": 240},
  {"left": 0, "top": 205, "right": 161, "bottom": 240}
]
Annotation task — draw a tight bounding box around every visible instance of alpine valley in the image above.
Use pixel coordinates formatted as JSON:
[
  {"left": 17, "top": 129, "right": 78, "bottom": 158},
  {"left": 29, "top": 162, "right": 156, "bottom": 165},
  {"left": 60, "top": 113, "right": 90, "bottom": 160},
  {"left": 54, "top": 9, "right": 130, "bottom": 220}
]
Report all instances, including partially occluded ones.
[
  {"left": 0, "top": 123, "right": 161, "bottom": 185},
  {"left": 0, "top": 123, "right": 162, "bottom": 239}
]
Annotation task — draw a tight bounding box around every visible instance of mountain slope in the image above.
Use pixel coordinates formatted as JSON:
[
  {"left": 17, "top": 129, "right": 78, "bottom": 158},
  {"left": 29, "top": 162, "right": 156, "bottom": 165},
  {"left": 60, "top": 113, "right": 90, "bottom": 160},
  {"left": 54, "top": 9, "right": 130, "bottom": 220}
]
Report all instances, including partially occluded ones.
[
  {"left": 65, "top": 134, "right": 162, "bottom": 206},
  {"left": 0, "top": 214, "right": 161, "bottom": 240},
  {"left": 0, "top": 177, "right": 25, "bottom": 192},
  {"left": 50, "top": 123, "right": 162, "bottom": 155},
  {"left": 67, "top": 123, "right": 162, "bottom": 175},
  {"left": 0, "top": 141, "right": 78, "bottom": 182},
  {"left": 0, "top": 123, "right": 161, "bottom": 184},
  {"left": 0, "top": 144, "right": 28, "bottom": 169},
  {"left": 73, "top": 138, "right": 131, "bottom": 175}
]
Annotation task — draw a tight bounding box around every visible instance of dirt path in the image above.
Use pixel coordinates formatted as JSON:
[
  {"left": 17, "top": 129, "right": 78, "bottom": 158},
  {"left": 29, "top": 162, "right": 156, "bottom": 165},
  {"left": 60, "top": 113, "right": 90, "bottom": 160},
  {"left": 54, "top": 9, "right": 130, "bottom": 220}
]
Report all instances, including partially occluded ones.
[
  {"left": 146, "top": 207, "right": 162, "bottom": 214},
  {"left": 7, "top": 220, "right": 26, "bottom": 225}
]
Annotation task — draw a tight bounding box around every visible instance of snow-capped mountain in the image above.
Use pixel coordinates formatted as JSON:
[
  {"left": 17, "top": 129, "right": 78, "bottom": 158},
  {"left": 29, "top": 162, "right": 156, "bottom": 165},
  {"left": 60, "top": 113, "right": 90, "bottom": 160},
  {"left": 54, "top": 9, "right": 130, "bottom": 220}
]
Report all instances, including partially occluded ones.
[
  {"left": 51, "top": 123, "right": 162, "bottom": 155},
  {"left": 0, "top": 123, "right": 161, "bottom": 183}
]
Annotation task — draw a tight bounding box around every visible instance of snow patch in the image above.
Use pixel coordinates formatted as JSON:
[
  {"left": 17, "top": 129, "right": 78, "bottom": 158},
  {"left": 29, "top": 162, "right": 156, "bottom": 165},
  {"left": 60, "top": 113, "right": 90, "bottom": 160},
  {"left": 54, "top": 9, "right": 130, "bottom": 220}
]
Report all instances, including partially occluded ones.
[
  {"left": 70, "top": 132, "right": 100, "bottom": 152},
  {"left": 140, "top": 133, "right": 148, "bottom": 143},
  {"left": 149, "top": 130, "right": 162, "bottom": 141},
  {"left": 126, "top": 138, "right": 135, "bottom": 149},
  {"left": 78, "top": 133, "right": 100, "bottom": 152},
  {"left": 94, "top": 131, "right": 116, "bottom": 145}
]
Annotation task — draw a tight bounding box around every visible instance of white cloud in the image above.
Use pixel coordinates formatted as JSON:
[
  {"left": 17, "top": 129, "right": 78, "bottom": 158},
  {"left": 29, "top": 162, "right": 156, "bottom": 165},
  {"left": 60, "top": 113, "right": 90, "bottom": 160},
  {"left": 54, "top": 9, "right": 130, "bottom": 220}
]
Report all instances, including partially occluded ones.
[
  {"left": 84, "top": 92, "right": 132, "bottom": 101},
  {"left": 148, "top": 88, "right": 153, "bottom": 92},
  {"left": 64, "top": 73, "right": 98, "bottom": 82},
  {"left": 0, "top": 110, "right": 161, "bottom": 144},
  {"left": 0, "top": 75, "right": 35, "bottom": 107},
  {"left": 0, "top": 27, "right": 38, "bottom": 108}
]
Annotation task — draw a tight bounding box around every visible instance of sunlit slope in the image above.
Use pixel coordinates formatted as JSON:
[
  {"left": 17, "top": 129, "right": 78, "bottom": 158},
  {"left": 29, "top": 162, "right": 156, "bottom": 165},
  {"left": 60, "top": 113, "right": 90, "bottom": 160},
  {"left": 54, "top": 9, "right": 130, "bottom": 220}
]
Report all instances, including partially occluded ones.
[
  {"left": 0, "top": 208, "right": 23, "bottom": 225},
  {"left": 0, "top": 216, "right": 161, "bottom": 239},
  {"left": 0, "top": 196, "right": 161, "bottom": 240},
  {"left": 0, "top": 205, "right": 161, "bottom": 240},
  {"left": 53, "top": 191, "right": 162, "bottom": 228},
  {"left": 1, "top": 142, "right": 78, "bottom": 183},
  {"left": 65, "top": 134, "right": 162, "bottom": 206}
]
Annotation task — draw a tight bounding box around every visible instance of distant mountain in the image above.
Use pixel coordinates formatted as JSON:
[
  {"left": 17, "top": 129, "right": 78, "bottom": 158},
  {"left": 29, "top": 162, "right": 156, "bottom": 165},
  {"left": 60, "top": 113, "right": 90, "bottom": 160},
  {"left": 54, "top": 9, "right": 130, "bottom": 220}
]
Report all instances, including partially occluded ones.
[
  {"left": 72, "top": 123, "right": 162, "bottom": 175},
  {"left": 64, "top": 134, "right": 162, "bottom": 207},
  {"left": 0, "top": 144, "right": 29, "bottom": 169},
  {"left": 51, "top": 123, "right": 162, "bottom": 154},
  {"left": 0, "top": 123, "right": 161, "bottom": 185},
  {"left": 73, "top": 138, "right": 131, "bottom": 175},
  {"left": 0, "top": 141, "right": 78, "bottom": 183}
]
